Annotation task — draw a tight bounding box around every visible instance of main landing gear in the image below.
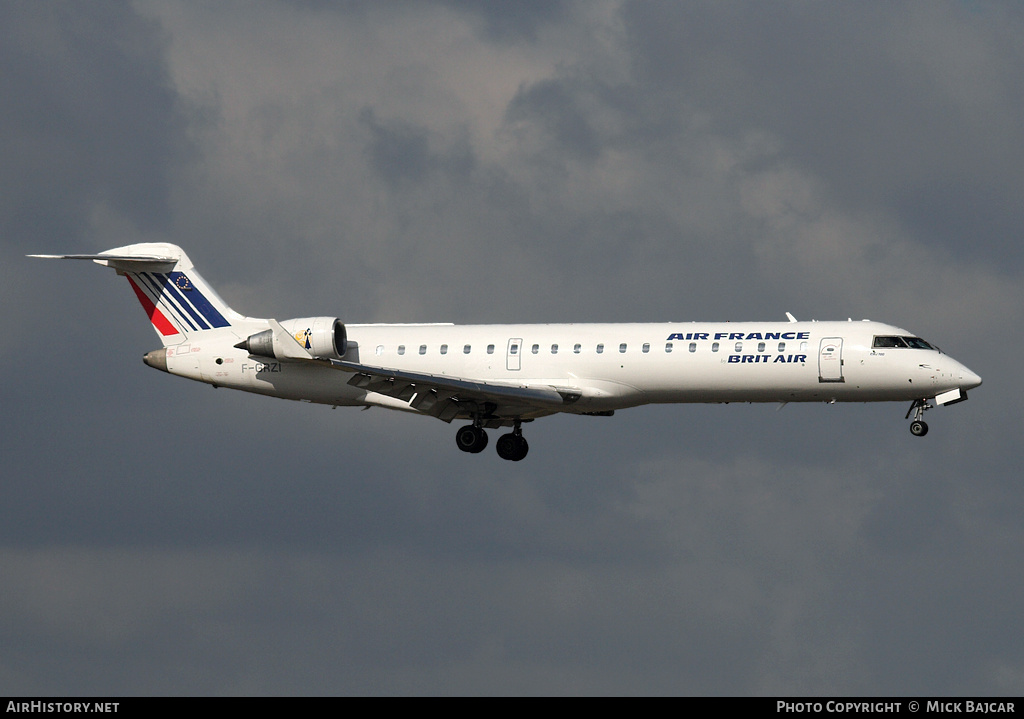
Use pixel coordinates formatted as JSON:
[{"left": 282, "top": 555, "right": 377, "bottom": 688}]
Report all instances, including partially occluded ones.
[
  {"left": 906, "top": 399, "right": 931, "bottom": 437},
  {"left": 455, "top": 421, "right": 529, "bottom": 461}
]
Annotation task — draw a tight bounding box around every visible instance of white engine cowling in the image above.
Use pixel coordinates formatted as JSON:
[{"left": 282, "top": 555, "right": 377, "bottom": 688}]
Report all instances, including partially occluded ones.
[{"left": 238, "top": 317, "right": 347, "bottom": 360}]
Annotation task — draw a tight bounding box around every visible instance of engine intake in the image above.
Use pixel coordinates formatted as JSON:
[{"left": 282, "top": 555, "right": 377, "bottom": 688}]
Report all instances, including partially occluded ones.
[{"left": 237, "top": 317, "right": 347, "bottom": 360}]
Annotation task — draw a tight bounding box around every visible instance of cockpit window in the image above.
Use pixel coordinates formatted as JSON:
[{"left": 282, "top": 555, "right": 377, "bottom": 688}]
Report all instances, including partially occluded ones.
[{"left": 873, "top": 335, "right": 935, "bottom": 350}]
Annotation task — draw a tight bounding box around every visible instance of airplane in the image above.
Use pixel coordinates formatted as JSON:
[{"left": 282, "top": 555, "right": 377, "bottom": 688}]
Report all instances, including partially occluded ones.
[{"left": 31, "top": 243, "right": 982, "bottom": 461}]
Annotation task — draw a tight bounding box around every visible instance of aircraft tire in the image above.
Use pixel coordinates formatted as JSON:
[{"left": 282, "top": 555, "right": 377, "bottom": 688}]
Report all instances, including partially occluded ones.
[
  {"left": 496, "top": 433, "right": 516, "bottom": 460},
  {"left": 456, "top": 425, "right": 488, "bottom": 453},
  {"left": 496, "top": 433, "right": 529, "bottom": 461},
  {"left": 910, "top": 420, "right": 929, "bottom": 437}
]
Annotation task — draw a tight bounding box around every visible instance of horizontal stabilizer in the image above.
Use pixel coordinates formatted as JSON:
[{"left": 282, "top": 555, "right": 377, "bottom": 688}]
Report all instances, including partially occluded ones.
[{"left": 28, "top": 252, "right": 178, "bottom": 272}]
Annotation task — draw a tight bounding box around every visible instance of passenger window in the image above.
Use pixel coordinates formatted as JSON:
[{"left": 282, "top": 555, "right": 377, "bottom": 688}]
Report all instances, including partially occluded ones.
[
  {"left": 398, "top": 345, "right": 406, "bottom": 356},
  {"left": 375, "top": 345, "right": 384, "bottom": 356},
  {"left": 440, "top": 344, "right": 448, "bottom": 355},
  {"left": 551, "top": 344, "right": 558, "bottom": 354},
  {"left": 665, "top": 342, "right": 673, "bottom": 353},
  {"left": 778, "top": 342, "right": 785, "bottom": 353},
  {"left": 642, "top": 343, "right": 650, "bottom": 353},
  {"left": 800, "top": 341, "right": 808, "bottom": 352},
  {"left": 757, "top": 342, "right": 765, "bottom": 353},
  {"left": 619, "top": 343, "right": 627, "bottom": 353},
  {"left": 712, "top": 342, "right": 719, "bottom": 352},
  {"left": 463, "top": 344, "right": 471, "bottom": 354},
  {"left": 574, "top": 343, "right": 581, "bottom": 354},
  {"left": 419, "top": 345, "right": 427, "bottom": 355},
  {"left": 689, "top": 342, "right": 697, "bottom": 353},
  {"left": 734, "top": 342, "right": 743, "bottom": 353},
  {"left": 532, "top": 344, "right": 539, "bottom": 354},
  {"left": 510, "top": 343, "right": 519, "bottom": 355},
  {"left": 596, "top": 343, "right": 604, "bottom": 354},
  {"left": 487, "top": 344, "right": 495, "bottom": 354}
]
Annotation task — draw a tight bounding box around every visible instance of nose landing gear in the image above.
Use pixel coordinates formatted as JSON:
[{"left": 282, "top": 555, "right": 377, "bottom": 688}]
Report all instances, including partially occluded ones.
[{"left": 906, "top": 399, "right": 931, "bottom": 437}]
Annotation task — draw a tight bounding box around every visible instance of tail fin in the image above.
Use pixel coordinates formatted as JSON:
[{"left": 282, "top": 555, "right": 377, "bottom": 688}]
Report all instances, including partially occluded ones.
[{"left": 30, "top": 243, "right": 241, "bottom": 346}]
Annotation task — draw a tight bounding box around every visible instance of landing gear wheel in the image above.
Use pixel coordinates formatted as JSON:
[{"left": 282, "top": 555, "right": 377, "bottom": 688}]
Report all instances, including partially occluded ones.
[
  {"left": 455, "top": 425, "right": 488, "bottom": 453},
  {"left": 910, "top": 420, "right": 929, "bottom": 437},
  {"left": 496, "top": 432, "right": 529, "bottom": 461}
]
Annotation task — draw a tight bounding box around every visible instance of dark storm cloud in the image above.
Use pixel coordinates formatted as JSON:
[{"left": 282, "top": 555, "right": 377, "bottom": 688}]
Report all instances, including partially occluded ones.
[
  {"left": 506, "top": 78, "right": 603, "bottom": 162},
  {"left": 619, "top": 1, "right": 1024, "bottom": 268},
  {"left": 3, "top": 0, "right": 1023, "bottom": 696},
  {"left": 0, "top": 2, "right": 189, "bottom": 249},
  {"left": 359, "top": 108, "right": 476, "bottom": 189},
  {"left": 437, "top": 0, "right": 570, "bottom": 42}
]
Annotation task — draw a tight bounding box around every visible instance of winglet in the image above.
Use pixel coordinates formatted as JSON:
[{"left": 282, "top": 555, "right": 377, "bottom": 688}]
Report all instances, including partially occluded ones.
[{"left": 785, "top": 312, "right": 798, "bottom": 323}]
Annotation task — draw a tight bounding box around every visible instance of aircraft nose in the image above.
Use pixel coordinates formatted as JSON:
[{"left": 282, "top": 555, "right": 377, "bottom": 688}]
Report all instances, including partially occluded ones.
[{"left": 960, "top": 365, "right": 982, "bottom": 390}]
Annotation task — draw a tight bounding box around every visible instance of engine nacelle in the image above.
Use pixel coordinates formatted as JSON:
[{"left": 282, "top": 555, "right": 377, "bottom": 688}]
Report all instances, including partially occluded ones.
[
  {"left": 238, "top": 317, "right": 347, "bottom": 360},
  {"left": 279, "top": 317, "right": 348, "bottom": 359}
]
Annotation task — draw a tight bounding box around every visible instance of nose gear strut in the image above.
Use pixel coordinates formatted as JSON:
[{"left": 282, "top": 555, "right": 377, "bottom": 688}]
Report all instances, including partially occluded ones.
[{"left": 905, "top": 399, "right": 932, "bottom": 437}]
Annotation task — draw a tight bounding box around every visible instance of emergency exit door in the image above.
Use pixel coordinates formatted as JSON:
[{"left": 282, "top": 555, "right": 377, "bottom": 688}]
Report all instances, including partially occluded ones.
[
  {"left": 818, "top": 337, "right": 844, "bottom": 383},
  {"left": 507, "top": 338, "right": 522, "bottom": 371}
]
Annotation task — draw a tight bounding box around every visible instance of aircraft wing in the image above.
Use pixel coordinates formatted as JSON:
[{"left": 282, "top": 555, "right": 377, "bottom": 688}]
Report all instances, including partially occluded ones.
[{"left": 323, "top": 358, "right": 582, "bottom": 422}]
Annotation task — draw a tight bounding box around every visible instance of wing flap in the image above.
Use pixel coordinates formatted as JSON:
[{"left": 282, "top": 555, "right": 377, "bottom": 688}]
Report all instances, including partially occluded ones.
[{"left": 325, "top": 359, "right": 581, "bottom": 416}]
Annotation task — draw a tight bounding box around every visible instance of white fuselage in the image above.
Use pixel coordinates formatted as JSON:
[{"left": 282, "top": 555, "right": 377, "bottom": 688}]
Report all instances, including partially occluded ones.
[{"left": 163, "top": 319, "right": 981, "bottom": 419}]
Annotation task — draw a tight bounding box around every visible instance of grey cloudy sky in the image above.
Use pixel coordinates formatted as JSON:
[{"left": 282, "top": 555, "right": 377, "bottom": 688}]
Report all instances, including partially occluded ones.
[{"left": 2, "top": 0, "right": 1023, "bottom": 695}]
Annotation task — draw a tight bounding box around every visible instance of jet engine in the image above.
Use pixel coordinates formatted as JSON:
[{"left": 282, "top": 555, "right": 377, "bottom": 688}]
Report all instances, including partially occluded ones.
[{"left": 237, "top": 317, "right": 347, "bottom": 360}]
